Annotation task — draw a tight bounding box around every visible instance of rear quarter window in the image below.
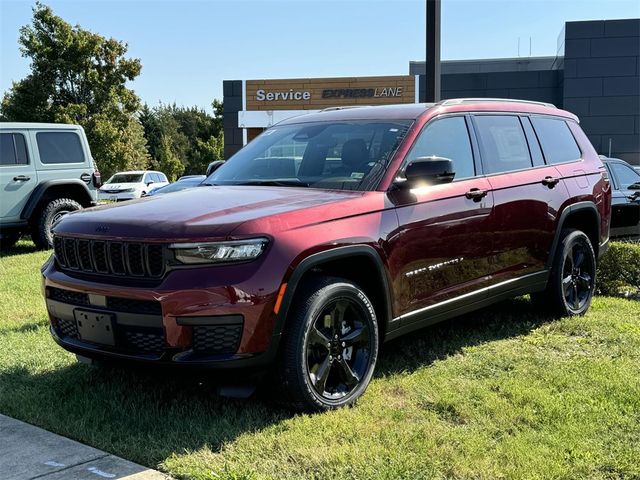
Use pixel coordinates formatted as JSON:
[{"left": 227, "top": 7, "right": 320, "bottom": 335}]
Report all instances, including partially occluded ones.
[
  {"left": 530, "top": 117, "right": 581, "bottom": 164},
  {"left": 36, "top": 132, "right": 85, "bottom": 164}
]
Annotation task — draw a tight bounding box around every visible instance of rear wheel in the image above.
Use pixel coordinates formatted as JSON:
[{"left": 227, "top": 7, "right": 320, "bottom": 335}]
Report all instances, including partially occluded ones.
[
  {"left": 31, "top": 198, "right": 82, "bottom": 249},
  {"left": 277, "top": 277, "right": 379, "bottom": 412},
  {"left": 534, "top": 229, "right": 596, "bottom": 317}
]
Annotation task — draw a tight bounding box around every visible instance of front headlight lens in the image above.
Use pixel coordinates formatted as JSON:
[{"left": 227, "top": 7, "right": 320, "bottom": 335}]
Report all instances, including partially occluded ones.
[
  {"left": 170, "top": 238, "right": 269, "bottom": 265},
  {"left": 122, "top": 188, "right": 135, "bottom": 193}
]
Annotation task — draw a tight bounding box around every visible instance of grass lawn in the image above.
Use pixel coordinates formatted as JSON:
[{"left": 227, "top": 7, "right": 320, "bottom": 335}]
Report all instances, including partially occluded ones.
[{"left": 1, "top": 240, "right": 639, "bottom": 479}]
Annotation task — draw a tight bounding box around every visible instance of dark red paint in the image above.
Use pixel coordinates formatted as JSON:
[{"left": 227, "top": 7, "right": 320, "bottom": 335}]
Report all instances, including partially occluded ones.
[{"left": 42, "top": 100, "right": 611, "bottom": 366}]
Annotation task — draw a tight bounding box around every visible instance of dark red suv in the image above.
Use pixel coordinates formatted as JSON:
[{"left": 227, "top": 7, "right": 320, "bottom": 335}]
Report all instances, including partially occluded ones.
[{"left": 42, "top": 99, "right": 611, "bottom": 411}]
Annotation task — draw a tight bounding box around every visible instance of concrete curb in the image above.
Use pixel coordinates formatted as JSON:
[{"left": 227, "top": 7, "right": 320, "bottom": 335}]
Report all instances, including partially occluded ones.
[{"left": 0, "top": 414, "right": 169, "bottom": 480}]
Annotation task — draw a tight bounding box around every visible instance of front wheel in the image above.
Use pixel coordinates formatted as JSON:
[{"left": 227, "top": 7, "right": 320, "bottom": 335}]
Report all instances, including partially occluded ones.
[
  {"left": 536, "top": 229, "right": 596, "bottom": 317},
  {"left": 278, "top": 277, "right": 379, "bottom": 412},
  {"left": 31, "top": 198, "right": 82, "bottom": 249}
]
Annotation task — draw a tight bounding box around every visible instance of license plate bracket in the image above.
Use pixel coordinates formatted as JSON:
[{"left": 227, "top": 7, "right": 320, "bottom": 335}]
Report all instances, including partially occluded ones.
[{"left": 74, "top": 309, "right": 115, "bottom": 346}]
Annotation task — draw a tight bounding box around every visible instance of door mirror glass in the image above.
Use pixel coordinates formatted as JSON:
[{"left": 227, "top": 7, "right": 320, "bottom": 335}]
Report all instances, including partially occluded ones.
[
  {"left": 399, "top": 156, "right": 455, "bottom": 187},
  {"left": 206, "top": 160, "right": 225, "bottom": 177}
]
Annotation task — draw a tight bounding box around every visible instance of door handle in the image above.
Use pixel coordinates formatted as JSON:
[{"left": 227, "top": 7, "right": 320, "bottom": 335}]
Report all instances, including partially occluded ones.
[
  {"left": 542, "top": 176, "right": 560, "bottom": 188},
  {"left": 13, "top": 175, "right": 31, "bottom": 182},
  {"left": 465, "top": 188, "right": 488, "bottom": 201}
]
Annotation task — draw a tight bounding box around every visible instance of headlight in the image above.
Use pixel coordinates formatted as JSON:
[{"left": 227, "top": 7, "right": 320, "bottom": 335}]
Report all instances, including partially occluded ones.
[
  {"left": 122, "top": 188, "right": 135, "bottom": 193},
  {"left": 169, "top": 238, "right": 269, "bottom": 265}
]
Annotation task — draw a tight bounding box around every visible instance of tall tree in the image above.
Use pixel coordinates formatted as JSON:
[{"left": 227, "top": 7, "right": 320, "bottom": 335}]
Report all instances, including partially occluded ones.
[
  {"left": 140, "top": 101, "right": 224, "bottom": 177},
  {"left": 0, "top": 2, "right": 149, "bottom": 178}
]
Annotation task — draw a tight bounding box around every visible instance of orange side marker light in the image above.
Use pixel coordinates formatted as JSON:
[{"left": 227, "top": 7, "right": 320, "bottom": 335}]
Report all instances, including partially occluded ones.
[{"left": 273, "top": 283, "right": 288, "bottom": 314}]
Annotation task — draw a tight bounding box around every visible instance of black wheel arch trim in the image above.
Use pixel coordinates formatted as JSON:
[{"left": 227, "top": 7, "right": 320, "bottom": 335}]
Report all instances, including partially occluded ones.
[
  {"left": 21, "top": 179, "right": 94, "bottom": 220},
  {"left": 274, "top": 245, "right": 394, "bottom": 343},
  {"left": 546, "top": 201, "right": 602, "bottom": 270}
]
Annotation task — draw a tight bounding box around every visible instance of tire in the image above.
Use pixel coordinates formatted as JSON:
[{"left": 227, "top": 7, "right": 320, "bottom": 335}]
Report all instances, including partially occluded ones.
[
  {"left": 31, "top": 198, "right": 82, "bottom": 249},
  {"left": 535, "top": 229, "right": 596, "bottom": 317},
  {"left": 277, "top": 276, "right": 379, "bottom": 412},
  {"left": 0, "top": 231, "right": 21, "bottom": 251}
]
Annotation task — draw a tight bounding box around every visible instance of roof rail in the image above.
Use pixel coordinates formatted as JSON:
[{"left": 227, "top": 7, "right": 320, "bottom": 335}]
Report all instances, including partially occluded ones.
[
  {"left": 319, "top": 106, "right": 369, "bottom": 112},
  {"left": 439, "top": 98, "right": 556, "bottom": 108}
]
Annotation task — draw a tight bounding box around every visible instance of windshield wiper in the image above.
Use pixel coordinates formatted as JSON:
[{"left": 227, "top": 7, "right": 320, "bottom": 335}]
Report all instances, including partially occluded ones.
[{"left": 228, "top": 180, "right": 309, "bottom": 187}]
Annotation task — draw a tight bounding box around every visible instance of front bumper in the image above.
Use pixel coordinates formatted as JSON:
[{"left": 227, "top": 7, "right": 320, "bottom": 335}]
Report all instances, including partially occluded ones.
[
  {"left": 97, "top": 191, "right": 140, "bottom": 202},
  {"left": 41, "top": 258, "right": 282, "bottom": 369}
]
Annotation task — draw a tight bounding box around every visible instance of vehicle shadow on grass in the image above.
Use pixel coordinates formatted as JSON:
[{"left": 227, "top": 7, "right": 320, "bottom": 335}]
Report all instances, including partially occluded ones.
[
  {"left": 0, "top": 240, "right": 42, "bottom": 258},
  {"left": 0, "top": 297, "right": 554, "bottom": 468},
  {"left": 377, "top": 296, "right": 555, "bottom": 376}
]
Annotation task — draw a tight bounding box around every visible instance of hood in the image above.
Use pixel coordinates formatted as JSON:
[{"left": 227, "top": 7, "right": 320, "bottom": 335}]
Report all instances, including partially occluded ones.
[{"left": 55, "top": 185, "right": 382, "bottom": 241}]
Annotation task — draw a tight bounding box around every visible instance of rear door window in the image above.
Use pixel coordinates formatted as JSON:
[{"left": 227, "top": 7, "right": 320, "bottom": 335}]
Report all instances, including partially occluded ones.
[
  {"left": 36, "top": 132, "right": 85, "bottom": 164},
  {"left": 530, "top": 117, "right": 581, "bottom": 164},
  {"left": 406, "top": 116, "right": 476, "bottom": 180},
  {"left": 0, "top": 133, "right": 29, "bottom": 166},
  {"left": 474, "top": 115, "right": 533, "bottom": 174}
]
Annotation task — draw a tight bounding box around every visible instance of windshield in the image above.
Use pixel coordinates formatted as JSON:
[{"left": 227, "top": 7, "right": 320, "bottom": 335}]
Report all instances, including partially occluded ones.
[
  {"left": 205, "top": 120, "right": 412, "bottom": 191},
  {"left": 107, "top": 174, "right": 143, "bottom": 184},
  {"left": 158, "top": 178, "right": 204, "bottom": 193}
]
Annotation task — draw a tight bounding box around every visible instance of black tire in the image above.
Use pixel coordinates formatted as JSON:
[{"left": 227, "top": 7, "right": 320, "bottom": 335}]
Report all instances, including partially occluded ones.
[
  {"left": 277, "top": 276, "right": 379, "bottom": 412},
  {"left": 534, "top": 229, "right": 596, "bottom": 317},
  {"left": 0, "top": 231, "right": 21, "bottom": 251},
  {"left": 31, "top": 198, "right": 82, "bottom": 249}
]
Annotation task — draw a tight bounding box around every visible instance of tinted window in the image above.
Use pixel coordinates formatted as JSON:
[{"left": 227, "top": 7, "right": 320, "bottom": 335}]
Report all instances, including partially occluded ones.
[
  {"left": 36, "top": 132, "right": 85, "bottom": 164},
  {"left": 406, "top": 116, "right": 475, "bottom": 180},
  {"left": 521, "top": 117, "right": 545, "bottom": 167},
  {"left": 610, "top": 162, "right": 640, "bottom": 190},
  {"left": 0, "top": 133, "right": 29, "bottom": 166},
  {"left": 531, "top": 117, "right": 581, "bottom": 164},
  {"left": 107, "top": 173, "right": 143, "bottom": 183},
  {"left": 474, "top": 115, "right": 532, "bottom": 174},
  {"left": 0, "top": 134, "right": 17, "bottom": 166},
  {"left": 208, "top": 120, "right": 412, "bottom": 191}
]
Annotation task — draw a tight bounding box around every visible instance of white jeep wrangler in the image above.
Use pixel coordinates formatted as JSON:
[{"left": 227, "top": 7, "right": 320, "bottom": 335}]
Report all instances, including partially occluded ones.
[{"left": 0, "top": 123, "right": 101, "bottom": 250}]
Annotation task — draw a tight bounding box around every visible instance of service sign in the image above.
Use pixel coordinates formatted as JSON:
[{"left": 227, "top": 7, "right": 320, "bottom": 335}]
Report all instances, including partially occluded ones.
[{"left": 246, "top": 75, "right": 416, "bottom": 111}]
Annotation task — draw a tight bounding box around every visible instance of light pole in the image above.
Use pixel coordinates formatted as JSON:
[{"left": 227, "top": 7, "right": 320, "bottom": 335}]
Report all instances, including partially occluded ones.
[{"left": 424, "top": 0, "right": 441, "bottom": 102}]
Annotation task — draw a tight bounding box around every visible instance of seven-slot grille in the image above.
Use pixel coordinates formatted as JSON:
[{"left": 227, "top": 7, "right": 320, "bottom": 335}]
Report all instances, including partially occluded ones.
[{"left": 53, "top": 236, "right": 165, "bottom": 278}]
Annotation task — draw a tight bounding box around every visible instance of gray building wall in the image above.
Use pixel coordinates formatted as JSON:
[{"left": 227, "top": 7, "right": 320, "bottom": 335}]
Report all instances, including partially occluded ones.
[
  {"left": 222, "top": 80, "right": 244, "bottom": 159},
  {"left": 562, "top": 19, "right": 640, "bottom": 164},
  {"left": 414, "top": 56, "right": 563, "bottom": 106},
  {"left": 223, "top": 19, "right": 639, "bottom": 164}
]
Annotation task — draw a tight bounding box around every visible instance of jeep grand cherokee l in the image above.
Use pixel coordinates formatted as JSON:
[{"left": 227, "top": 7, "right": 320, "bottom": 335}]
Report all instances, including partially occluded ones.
[{"left": 42, "top": 99, "right": 611, "bottom": 411}]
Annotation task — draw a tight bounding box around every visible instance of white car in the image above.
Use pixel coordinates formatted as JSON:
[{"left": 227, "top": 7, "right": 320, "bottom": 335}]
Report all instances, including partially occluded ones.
[{"left": 98, "top": 170, "right": 169, "bottom": 202}]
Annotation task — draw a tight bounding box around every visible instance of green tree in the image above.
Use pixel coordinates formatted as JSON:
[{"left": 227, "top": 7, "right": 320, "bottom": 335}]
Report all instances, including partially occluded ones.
[
  {"left": 140, "top": 101, "right": 224, "bottom": 176},
  {"left": 152, "top": 134, "right": 185, "bottom": 181},
  {"left": 0, "top": 2, "right": 149, "bottom": 178}
]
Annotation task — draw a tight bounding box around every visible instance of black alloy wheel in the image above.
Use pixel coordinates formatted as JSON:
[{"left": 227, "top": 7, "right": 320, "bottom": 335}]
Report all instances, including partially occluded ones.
[
  {"left": 278, "top": 277, "right": 379, "bottom": 412},
  {"left": 305, "top": 297, "right": 373, "bottom": 400},
  {"left": 535, "top": 229, "right": 596, "bottom": 317},
  {"left": 561, "top": 238, "right": 595, "bottom": 312}
]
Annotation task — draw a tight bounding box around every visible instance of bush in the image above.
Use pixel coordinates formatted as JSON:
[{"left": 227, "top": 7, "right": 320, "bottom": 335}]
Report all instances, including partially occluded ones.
[{"left": 596, "top": 241, "right": 640, "bottom": 297}]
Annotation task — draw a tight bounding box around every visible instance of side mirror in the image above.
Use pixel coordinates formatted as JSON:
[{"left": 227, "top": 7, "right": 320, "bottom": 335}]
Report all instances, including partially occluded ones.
[
  {"left": 398, "top": 156, "right": 455, "bottom": 188},
  {"left": 206, "top": 160, "right": 225, "bottom": 177},
  {"left": 628, "top": 182, "right": 640, "bottom": 191},
  {"left": 146, "top": 181, "right": 155, "bottom": 186}
]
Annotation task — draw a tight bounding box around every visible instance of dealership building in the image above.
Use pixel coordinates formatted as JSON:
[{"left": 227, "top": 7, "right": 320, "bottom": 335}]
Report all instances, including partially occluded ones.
[{"left": 223, "top": 18, "right": 640, "bottom": 165}]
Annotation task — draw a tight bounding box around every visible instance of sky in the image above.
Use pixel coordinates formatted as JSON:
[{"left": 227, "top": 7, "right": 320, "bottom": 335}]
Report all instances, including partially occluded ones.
[{"left": 1, "top": 0, "right": 639, "bottom": 112}]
